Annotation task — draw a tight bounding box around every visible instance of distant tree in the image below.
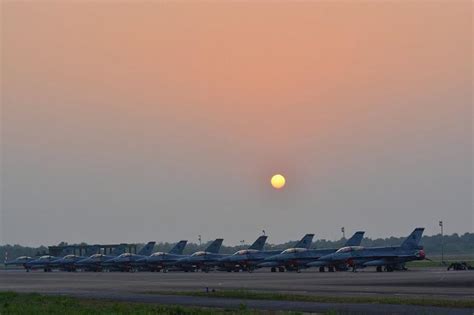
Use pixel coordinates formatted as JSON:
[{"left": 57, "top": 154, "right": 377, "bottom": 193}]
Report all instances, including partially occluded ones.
[{"left": 1, "top": 233, "right": 473, "bottom": 260}]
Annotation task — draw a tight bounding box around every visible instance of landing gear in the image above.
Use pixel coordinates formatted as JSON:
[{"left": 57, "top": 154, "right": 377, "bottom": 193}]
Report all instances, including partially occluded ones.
[
  {"left": 376, "top": 266, "right": 382, "bottom": 272},
  {"left": 319, "top": 267, "right": 325, "bottom": 272},
  {"left": 271, "top": 267, "right": 276, "bottom": 272},
  {"left": 328, "top": 266, "right": 335, "bottom": 272},
  {"left": 385, "top": 266, "right": 394, "bottom": 272},
  {"left": 278, "top": 267, "right": 285, "bottom": 272}
]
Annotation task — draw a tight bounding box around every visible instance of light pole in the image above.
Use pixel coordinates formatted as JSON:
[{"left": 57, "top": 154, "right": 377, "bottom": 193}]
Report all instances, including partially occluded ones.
[
  {"left": 198, "top": 235, "right": 202, "bottom": 247},
  {"left": 341, "top": 227, "right": 345, "bottom": 239},
  {"left": 439, "top": 221, "right": 444, "bottom": 264}
]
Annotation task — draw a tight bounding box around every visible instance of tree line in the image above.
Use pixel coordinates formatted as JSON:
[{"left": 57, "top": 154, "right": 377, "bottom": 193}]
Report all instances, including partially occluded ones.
[{"left": 1, "top": 233, "right": 473, "bottom": 260}]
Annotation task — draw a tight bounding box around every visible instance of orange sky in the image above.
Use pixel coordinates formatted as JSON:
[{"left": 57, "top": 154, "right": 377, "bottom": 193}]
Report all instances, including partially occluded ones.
[{"left": 2, "top": 1, "right": 472, "bottom": 245}]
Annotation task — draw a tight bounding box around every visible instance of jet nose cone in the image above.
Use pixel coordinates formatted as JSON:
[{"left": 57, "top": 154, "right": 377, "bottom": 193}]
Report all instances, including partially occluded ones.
[
  {"left": 219, "top": 256, "right": 229, "bottom": 262},
  {"left": 318, "top": 254, "right": 333, "bottom": 261},
  {"left": 178, "top": 257, "right": 189, "bottom": 264},
  {"left": 76, "top": 258, "right": 89, "bottom": 265}
]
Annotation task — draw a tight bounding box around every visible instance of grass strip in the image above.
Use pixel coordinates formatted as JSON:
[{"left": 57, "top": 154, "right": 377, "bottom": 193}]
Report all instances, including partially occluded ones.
[
  {"left": 148, "top": 289, "right": 474, "bottom": 309},
  {"left": 0, "top": 291, "right": 303, "bottom": 315}
]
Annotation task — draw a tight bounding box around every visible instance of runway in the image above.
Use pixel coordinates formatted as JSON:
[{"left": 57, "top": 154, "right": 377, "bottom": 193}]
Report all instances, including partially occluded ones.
[{"left": 1, "top": 268, "right": 473, "bottom": 314}]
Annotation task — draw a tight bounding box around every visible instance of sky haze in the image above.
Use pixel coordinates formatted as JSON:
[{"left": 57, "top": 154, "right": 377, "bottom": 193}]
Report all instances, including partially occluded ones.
[{"left": 1, "top": 1, "right": 472, "bottom": 246}]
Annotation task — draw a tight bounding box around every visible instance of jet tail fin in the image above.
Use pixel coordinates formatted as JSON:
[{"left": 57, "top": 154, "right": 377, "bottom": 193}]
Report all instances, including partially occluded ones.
[
  {"left": 111, "top": 244, "right": 127, "bottom": 255},
  {"left": 294, "top": 234, "right": 314, "bottom": 249},
  {"left": 169, "top": 240, "right": 187, "bottom": 255},
  {"left": 205, "top": 238, "right": 223, "bottom": 253},
  {"left": 344, "top": 231, "right": 365, "bottom": 246},
  {"left": 401, "top": 228, "right": 425, "bottom": 249},
  {"left": 248, "top": 235, "right": 267, "bottom": 251},
  {"left": 138, "top": 241, "right": 156, "bottom": 256}
]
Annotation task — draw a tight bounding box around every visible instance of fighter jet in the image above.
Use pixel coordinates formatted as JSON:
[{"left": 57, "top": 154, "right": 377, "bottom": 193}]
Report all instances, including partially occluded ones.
[
  {"left": 24, "top": 247, "right": 75, "bottom": 272},
  {"left": 144, "top": 240, "right": 188, "bottom": 272},
  {"left": 50, "top": 245, "right": 100, "bottom": 272},
  {"left": 312, "top": 228, "right": 425, "bottom": 272},
  {"left": 4, "top": 256, "right": 35, "bottom": 271},
  {"left": 182, "top": 236, "right": 273, "bottom": 272},
  {"left": 259, "top": 232, "right": 365, "bottom": 272},
  {"left": 105, "top": 241, "right": 156, "bottom": 272},
  {"left": 217, "top": 235, "right": 282, "bottom": 272},
  {"left": 24, "top": 255, "right": 59, "bottom": 272},
  {"left": 75, "top": 243, "right": 127, "bottom": 271},
  {"left": 256, "top": 233, "right": 315, "bottom": 272},
  {"left": 175, "top": 238, "right": 224, "bottom": 272}
]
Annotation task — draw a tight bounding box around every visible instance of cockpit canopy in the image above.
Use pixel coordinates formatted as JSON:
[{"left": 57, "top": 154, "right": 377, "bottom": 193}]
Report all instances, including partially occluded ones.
[
  {"left": 234, "top": 249, "right": 258, "bottom": 255},
  {"left": 282, "top": 248, "right": 307, "bottom": 254},
  {"left": 91, "top": 254, "right": 105, "bottom": 258},
  {"left": 63, "top": 255, "right": 78, "bottom": 259},
  {"left": 191, "top": 251, "right": 207, "bottom": 256},
  {"left": 39, "top": 255, "right": 54, "bottom": 259},
  {"left": 117, "top": 253, "right": 133, "bottom": 258},
  {"left": 151, "top": 252, "right": 166, "bottom": 257},
  {"left": 18, "top": 256, "right": 31, "bottom": 260},
  {"left": 336, "top": 246, "right": 364, "bottom": 253}
]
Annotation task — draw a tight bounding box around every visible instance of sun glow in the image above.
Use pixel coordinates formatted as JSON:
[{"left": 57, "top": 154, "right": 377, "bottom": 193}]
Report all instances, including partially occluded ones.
[{"left": 271, "top": 174, "right": 286, "bottom": 189}]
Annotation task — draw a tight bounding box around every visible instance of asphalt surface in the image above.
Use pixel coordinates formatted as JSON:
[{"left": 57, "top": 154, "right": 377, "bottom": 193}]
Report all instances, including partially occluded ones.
[{"left": 1, "top": 268, "right": 473, "bottom": 314}]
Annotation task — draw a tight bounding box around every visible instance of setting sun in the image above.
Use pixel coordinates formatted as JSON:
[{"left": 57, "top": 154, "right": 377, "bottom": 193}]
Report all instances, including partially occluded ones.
[{"left": 271, "top": 174, "right": 286, "bottom": 189}]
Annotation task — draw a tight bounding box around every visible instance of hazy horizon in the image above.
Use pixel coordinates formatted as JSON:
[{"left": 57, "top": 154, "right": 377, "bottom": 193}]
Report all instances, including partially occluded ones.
[
  {"left": 1, "top": 2, "right": 472, "bottom": 247},
  {"left": 2, "top": 230, "right": 473, "bottom": 249}
]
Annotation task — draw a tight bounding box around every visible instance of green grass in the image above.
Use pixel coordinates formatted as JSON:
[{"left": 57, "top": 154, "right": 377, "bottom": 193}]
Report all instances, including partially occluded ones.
[
  {"left": 0, "top": 291, "right": 472, "bottom": 315},
  {"left": 148, "top": 290, "right": 474, "bottom": 309},
  {"left": 0, "top": 292, "right": 303, "bottom": 315}
]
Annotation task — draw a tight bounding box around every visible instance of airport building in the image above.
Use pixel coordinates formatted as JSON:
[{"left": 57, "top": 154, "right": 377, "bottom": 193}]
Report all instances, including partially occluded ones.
[{"left": 48, "top": 244, "right": 138, "bottom": 256}]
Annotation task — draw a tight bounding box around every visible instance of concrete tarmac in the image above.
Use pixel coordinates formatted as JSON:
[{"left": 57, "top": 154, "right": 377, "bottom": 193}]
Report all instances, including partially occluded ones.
[{"left": 1, "top": 268, "right": 473, "bottom": 314}]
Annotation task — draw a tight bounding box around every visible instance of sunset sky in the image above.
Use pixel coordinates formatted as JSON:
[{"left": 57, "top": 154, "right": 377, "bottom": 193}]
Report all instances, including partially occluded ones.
[{"left": 2, "top": 1, "right": 472, "bottom": 246}]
